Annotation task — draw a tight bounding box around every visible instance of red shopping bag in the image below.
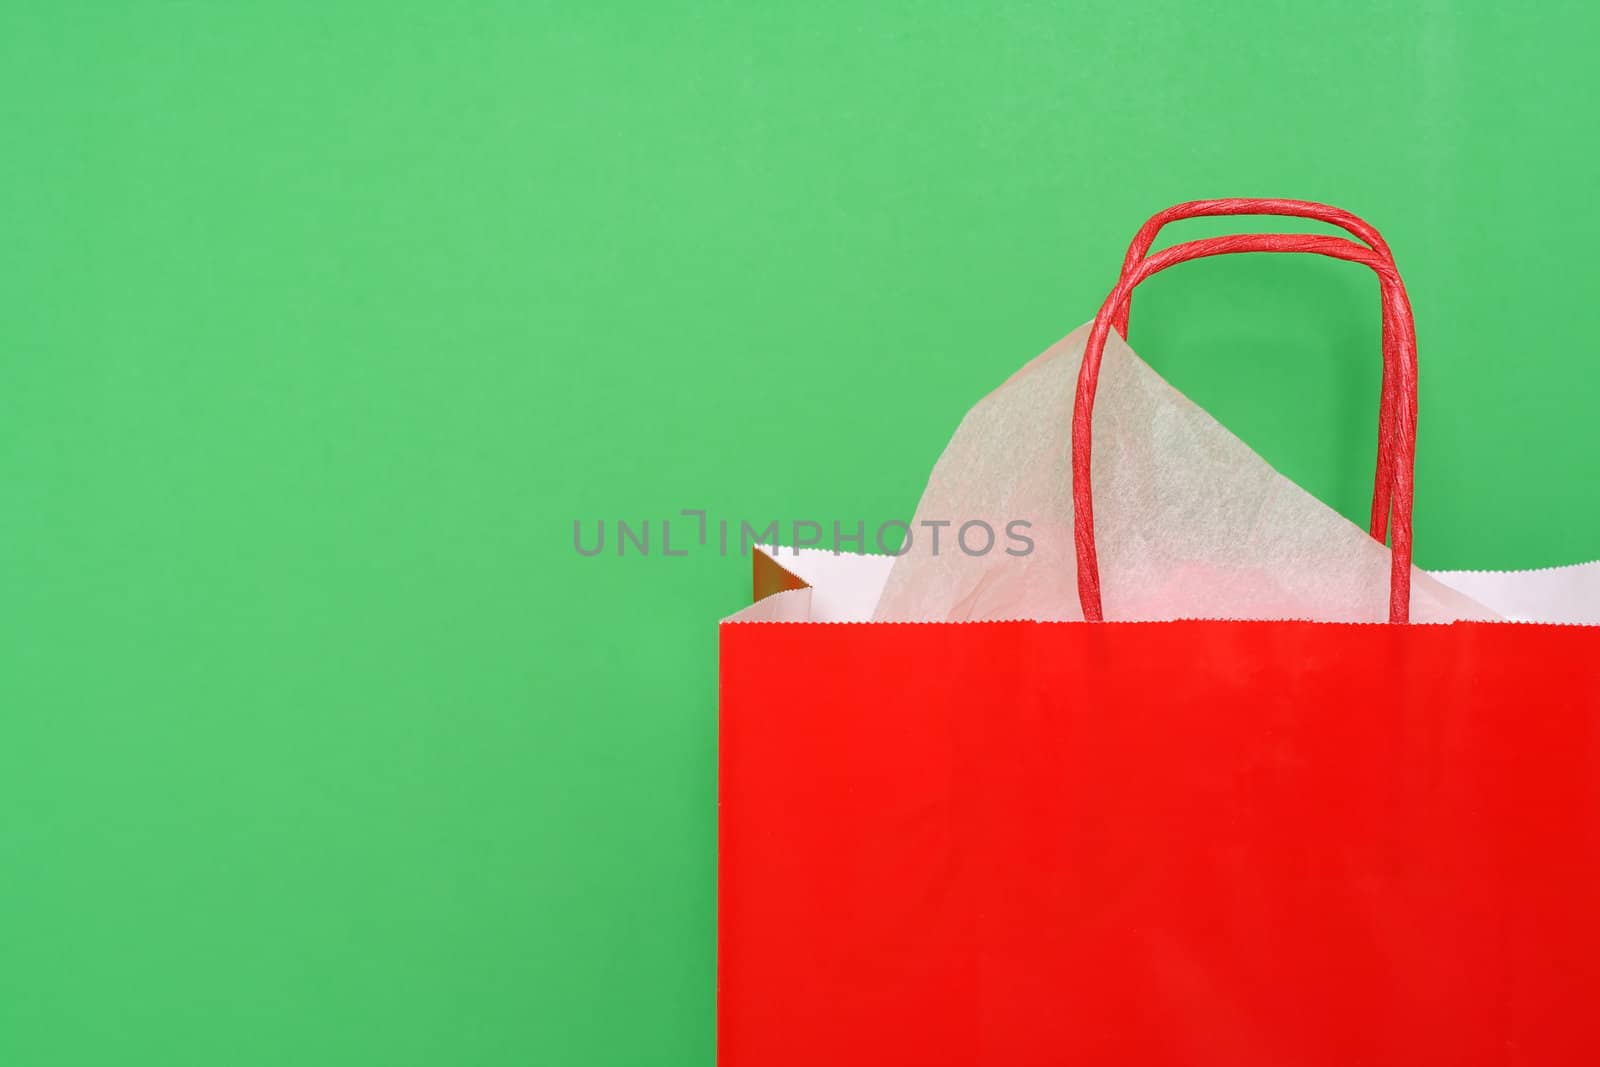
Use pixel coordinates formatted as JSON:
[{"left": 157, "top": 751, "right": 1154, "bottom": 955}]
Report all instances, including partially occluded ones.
[{"left": 718, "top": 203, "right": 1600, "bottom": 1065}]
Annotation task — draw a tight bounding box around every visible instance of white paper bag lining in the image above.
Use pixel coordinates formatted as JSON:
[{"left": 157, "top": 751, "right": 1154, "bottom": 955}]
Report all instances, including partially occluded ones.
[{"left": 726, "top": 546, "right": 1600, "bottom": 627}]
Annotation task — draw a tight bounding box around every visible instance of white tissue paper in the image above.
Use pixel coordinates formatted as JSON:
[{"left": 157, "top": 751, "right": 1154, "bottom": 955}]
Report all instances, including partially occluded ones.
[{"left": 871, "top": 323, "right": 1497, "bottom": 623}]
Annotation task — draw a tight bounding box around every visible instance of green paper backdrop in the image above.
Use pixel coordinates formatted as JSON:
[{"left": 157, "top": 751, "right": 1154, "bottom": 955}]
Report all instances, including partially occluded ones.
[{"left": 3, "top": 3, "right": 1597, "bottom": 1064}]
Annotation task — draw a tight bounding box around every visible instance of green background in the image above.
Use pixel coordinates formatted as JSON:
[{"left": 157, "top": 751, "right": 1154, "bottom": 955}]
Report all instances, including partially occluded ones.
[{"left": 3, "top": 3, "right": 1597, "bottom": 1064}]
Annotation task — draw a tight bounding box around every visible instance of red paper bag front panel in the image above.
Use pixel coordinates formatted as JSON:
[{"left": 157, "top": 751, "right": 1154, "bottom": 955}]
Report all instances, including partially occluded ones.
[{"left": 718, "top": 620, "right": 1600, "bottom": 1066}]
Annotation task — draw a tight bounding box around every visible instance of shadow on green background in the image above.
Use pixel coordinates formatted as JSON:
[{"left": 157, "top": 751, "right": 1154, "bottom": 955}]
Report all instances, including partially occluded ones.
[{"left": 3, "top": 3, "right": 1597, "bottom": 1064}]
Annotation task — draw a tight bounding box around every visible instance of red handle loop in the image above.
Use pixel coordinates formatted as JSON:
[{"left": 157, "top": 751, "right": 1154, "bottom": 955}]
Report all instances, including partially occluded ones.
[
  {"left": 1111, "top": 199, "right": 1405, "bottom": 546},
  {"left": 1113, "top": 199, "right": 1395, "bottom": 337},
  {"left": 1072, "top": 233, "right": 1418, "bottom": 624}
]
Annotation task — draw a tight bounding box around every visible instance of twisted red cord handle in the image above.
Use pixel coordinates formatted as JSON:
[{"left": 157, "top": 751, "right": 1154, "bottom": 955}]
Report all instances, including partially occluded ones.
[
  {"left": 1110, "top": 199, "right": 1405, "bottom": 547},
  {"left": 1112, "top": 199, "right": 1394, "bottom": 336},
  {"left": 1073, "top": 233, "right": 1418, "bottom": 624}
]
